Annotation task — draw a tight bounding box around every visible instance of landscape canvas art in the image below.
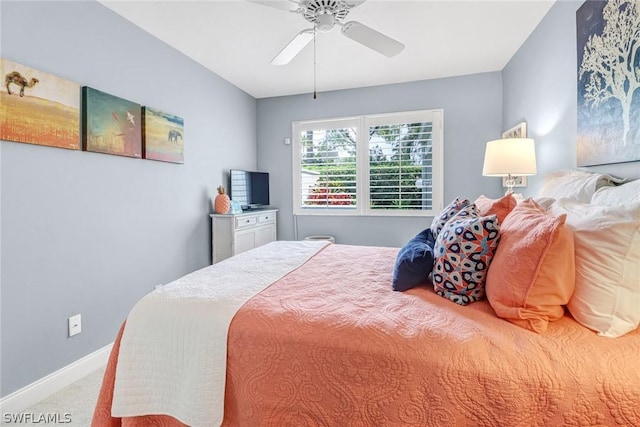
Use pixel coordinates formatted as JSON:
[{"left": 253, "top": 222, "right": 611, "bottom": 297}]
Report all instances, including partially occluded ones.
[
  {"left": 577, "top": 0, "right": 640, "bottom": 166},
  {"left": 83, "top": 87, "right": 142, "bottom": 158},
  {"left": 0, "top": 58, "right": 80, "bottom": 150},
  {"left": 142, "top": 107, "right": 184, "bottom": 164}
]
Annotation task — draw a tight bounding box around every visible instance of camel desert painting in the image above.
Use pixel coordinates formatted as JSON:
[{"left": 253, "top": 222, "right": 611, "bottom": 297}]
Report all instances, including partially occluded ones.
[
  {"left": 577, "top": 0, "right": 640, "bottom": 166},
  {"left": 82, "top": 86, "right": 142, "bottom": 158},
  {"left": 0, "top": 58, "right": 80, "bottom": 150},
  {"left": 142, "top": 107, "right": 184, "bottom": 164}
]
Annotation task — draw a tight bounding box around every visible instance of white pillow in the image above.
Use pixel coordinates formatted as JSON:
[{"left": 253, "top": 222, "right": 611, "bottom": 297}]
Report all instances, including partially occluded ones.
[
  {"left": 591, "top": 179, "right": 640, "bottom": 205},
  {"left": 549, "top": 199, "right": 640, "bottom": 337},
  {"left": 539, "top": 170, "right": 621, "bottom": 203}
]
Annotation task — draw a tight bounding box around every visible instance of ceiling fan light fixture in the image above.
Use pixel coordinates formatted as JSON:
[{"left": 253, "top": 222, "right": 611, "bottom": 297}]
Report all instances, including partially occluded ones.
[
  {"left": 257, "top": 0, "right": 405, "bottom": 67},
  {"left": 315, "top": 13, "right": 335, "bottom": 32}
]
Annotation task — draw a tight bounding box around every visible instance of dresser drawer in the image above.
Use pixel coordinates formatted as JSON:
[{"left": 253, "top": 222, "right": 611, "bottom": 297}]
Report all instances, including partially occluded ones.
[
  {"left": 258, "top": 212, "right": 276, "bottom": 223},
  {"left": 212, "top": 209, "right": 278, "bottom": 264},
  {"left": 235, "top": 216, "right": 258, "bottom": 229}
]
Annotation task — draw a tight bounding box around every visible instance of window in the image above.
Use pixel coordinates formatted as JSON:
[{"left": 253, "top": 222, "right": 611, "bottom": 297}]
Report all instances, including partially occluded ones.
[{"left": 293, "top": 110, "right": 443, "bottom": 216}]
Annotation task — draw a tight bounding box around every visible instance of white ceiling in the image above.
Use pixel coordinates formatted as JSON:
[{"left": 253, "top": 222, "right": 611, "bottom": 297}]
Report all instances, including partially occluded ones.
[{"left": 99, "top": 0, "right": 555, "bottom": 99}]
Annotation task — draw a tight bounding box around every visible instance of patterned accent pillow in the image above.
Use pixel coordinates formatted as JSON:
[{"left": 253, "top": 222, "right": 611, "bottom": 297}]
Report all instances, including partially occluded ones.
[
  {"left": 433, "top": 213, "right": 500, "bottom": 305},
  {"left": 430, "top": 198, "right": 475, "bottom": 238}
]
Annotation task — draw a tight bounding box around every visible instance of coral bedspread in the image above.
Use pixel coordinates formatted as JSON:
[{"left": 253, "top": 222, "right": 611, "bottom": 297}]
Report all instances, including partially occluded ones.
[{"left": 93, "top": 243, "right": 640, "bottom": 426}]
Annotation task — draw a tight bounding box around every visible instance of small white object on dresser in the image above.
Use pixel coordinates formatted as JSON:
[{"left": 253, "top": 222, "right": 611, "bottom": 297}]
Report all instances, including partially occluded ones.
[{"left": 210, "top": 209, "right": 277, "bottom": 264}]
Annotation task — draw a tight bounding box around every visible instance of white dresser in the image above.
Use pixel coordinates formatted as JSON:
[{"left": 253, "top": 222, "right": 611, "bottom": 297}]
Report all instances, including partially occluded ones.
[{"left": 210, "top": 209, "right": 277, "bottom": 264}]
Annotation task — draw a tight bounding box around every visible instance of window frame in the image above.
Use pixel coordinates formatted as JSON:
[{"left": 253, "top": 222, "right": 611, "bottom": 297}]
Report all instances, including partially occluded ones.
[{"left": 292, "top": 109, "right": 443, "bottom": 217}]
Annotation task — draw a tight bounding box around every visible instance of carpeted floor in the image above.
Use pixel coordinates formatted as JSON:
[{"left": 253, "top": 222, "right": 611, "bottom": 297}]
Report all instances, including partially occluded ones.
[{"left": 2, "top": 366, "right": 105, "bottom": 427}]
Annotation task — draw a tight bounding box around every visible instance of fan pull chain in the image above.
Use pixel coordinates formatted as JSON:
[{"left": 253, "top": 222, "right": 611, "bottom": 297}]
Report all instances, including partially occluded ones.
[{"left": 313, "top": 25, "right": 317, "bottom": 100}]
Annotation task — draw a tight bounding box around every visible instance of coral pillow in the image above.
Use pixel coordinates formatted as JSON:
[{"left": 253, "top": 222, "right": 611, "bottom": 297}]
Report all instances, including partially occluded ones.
[
  {"left": 474, "top": 194, "right": 517, "bottom": 224},
  {"left": 549, "top": 199, "right": 640, "bottom": 338},
  {"left": 485, "top": 199, "right": 575, "bottom": 333},
  {"left": 392, "top": 228, "right": 436, "bottom": 292},
  {"left": 430, "top": 198, "right": 473, "bottom": 238},
  {"left": 433, "top": 212, "right": 500, "bottom": 305}
]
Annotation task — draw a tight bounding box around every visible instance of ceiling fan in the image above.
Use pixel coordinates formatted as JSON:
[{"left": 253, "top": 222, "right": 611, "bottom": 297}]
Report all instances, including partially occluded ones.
[{"left": 249, "top": 0, "right": 405, "bottom": 65}]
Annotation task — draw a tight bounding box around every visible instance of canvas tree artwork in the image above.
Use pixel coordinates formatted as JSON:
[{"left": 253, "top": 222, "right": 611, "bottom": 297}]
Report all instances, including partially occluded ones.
[
  {"left": 577, "top": 0, "right": 640, "bottom": 166},
  {"left": 0, "top": 58, "right": 80, "bottom": 150}
]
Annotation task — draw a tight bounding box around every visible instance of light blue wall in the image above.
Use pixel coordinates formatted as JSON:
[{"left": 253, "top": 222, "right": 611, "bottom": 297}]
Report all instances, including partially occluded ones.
[
  {"left": 0, "top": 1, "right": 257, "bottom": 396},
  {"left": 7, "top": 0, "right": 636, "bottom": 401},
  {"left": 503, "top": 0, "right": 640, "bottom": 191},
  {"left": 257, "top": 73, "right": 504, "bottom": 246}
]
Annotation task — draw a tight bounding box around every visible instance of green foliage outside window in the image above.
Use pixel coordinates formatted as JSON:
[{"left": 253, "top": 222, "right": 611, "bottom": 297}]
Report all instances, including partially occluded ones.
[
  {"left": 303, "top": 163, "right": 427, "bottom": 208},
  {"left": 301, "top": 122, "right": 433, "bottom": 209}
]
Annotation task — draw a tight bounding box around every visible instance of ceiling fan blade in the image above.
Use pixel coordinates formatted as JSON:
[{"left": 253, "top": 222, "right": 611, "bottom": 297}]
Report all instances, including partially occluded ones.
[
  {"left": 344, "top": 0, "right": 367, "bottom": 9},
  {"left": 246, "top": 0, "right": 299, "bottom": 12},
  {"left": 271, "top": 29, "right": 314, "bottom": 65},
  {"left": 341, "top": 21, "right": 404, "bottom": 57}
]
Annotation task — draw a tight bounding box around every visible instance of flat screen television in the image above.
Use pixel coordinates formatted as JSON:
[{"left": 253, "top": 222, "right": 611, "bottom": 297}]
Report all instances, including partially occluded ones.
[{"left": 229, "top": 169, "right": 270, "bottom": 210}]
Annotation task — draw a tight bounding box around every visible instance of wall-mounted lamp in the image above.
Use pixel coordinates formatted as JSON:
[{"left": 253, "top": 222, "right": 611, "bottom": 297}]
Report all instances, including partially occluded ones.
[{"left": 482, "top": 138, "right": 537, "bottom": 195}]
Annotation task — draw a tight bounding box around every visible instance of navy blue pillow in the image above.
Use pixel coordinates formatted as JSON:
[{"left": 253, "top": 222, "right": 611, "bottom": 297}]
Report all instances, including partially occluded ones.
[{"left": 392, "top": 228, "right": 436, "bottom": 291}]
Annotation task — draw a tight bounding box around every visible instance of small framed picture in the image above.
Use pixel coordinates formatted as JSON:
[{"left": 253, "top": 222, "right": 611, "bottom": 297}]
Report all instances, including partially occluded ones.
[
  {"left": 501, "top": 121, "right": 528, "bottom": 188},
  {"left": 502, "top": 122, "right": 527, "bottom": 139}
]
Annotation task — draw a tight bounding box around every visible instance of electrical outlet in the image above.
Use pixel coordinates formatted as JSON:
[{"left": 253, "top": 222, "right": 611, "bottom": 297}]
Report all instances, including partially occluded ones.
[{"left": 68, "top": 314, "right": 81, "bottom": 337}]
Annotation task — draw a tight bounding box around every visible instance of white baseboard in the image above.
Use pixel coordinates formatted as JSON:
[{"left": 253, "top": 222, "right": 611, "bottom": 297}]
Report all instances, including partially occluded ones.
[{"left": 0, "top": 343, "right": 113, "bottom": 414}]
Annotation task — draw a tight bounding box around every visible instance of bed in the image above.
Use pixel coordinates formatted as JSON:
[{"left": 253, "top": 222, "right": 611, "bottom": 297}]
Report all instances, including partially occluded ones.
[{"left": 91, "top": 174, "right": 640, "bottom": 427}]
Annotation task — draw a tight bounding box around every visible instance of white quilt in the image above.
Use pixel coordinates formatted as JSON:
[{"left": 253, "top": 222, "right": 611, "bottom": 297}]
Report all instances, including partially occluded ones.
[{"left": 111, "top": 240, "right": 330, "bottom": 427}]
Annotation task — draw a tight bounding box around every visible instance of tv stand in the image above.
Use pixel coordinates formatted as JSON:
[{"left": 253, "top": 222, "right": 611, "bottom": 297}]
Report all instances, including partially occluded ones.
[{"left": 210, "top": 208, "right": 277, "bottom": 264}]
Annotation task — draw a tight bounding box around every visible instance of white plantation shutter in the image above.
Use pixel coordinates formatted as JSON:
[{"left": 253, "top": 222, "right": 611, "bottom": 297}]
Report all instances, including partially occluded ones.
[
  {"left": 299, "top": 127, "right": 357, "bottom": 209},
  {"left": 293, "top": 118, "right": 359, "bottom": 212},
  {"left": 367, "top": 119, "right": 435, "bottom": 212},
  {"left": 293, "top": 110, "right": 442, "bottom": 216}
]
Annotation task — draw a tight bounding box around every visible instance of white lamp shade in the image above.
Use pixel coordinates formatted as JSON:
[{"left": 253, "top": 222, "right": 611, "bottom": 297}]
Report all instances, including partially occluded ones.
[{"left": 482, "top": 138, "right": 537, "bottom": 177}]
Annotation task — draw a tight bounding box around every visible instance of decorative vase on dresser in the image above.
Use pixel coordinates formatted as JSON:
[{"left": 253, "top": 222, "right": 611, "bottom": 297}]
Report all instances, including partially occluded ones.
[{"left": 214, "top": 185, "right": 231, "bottom": 214}]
